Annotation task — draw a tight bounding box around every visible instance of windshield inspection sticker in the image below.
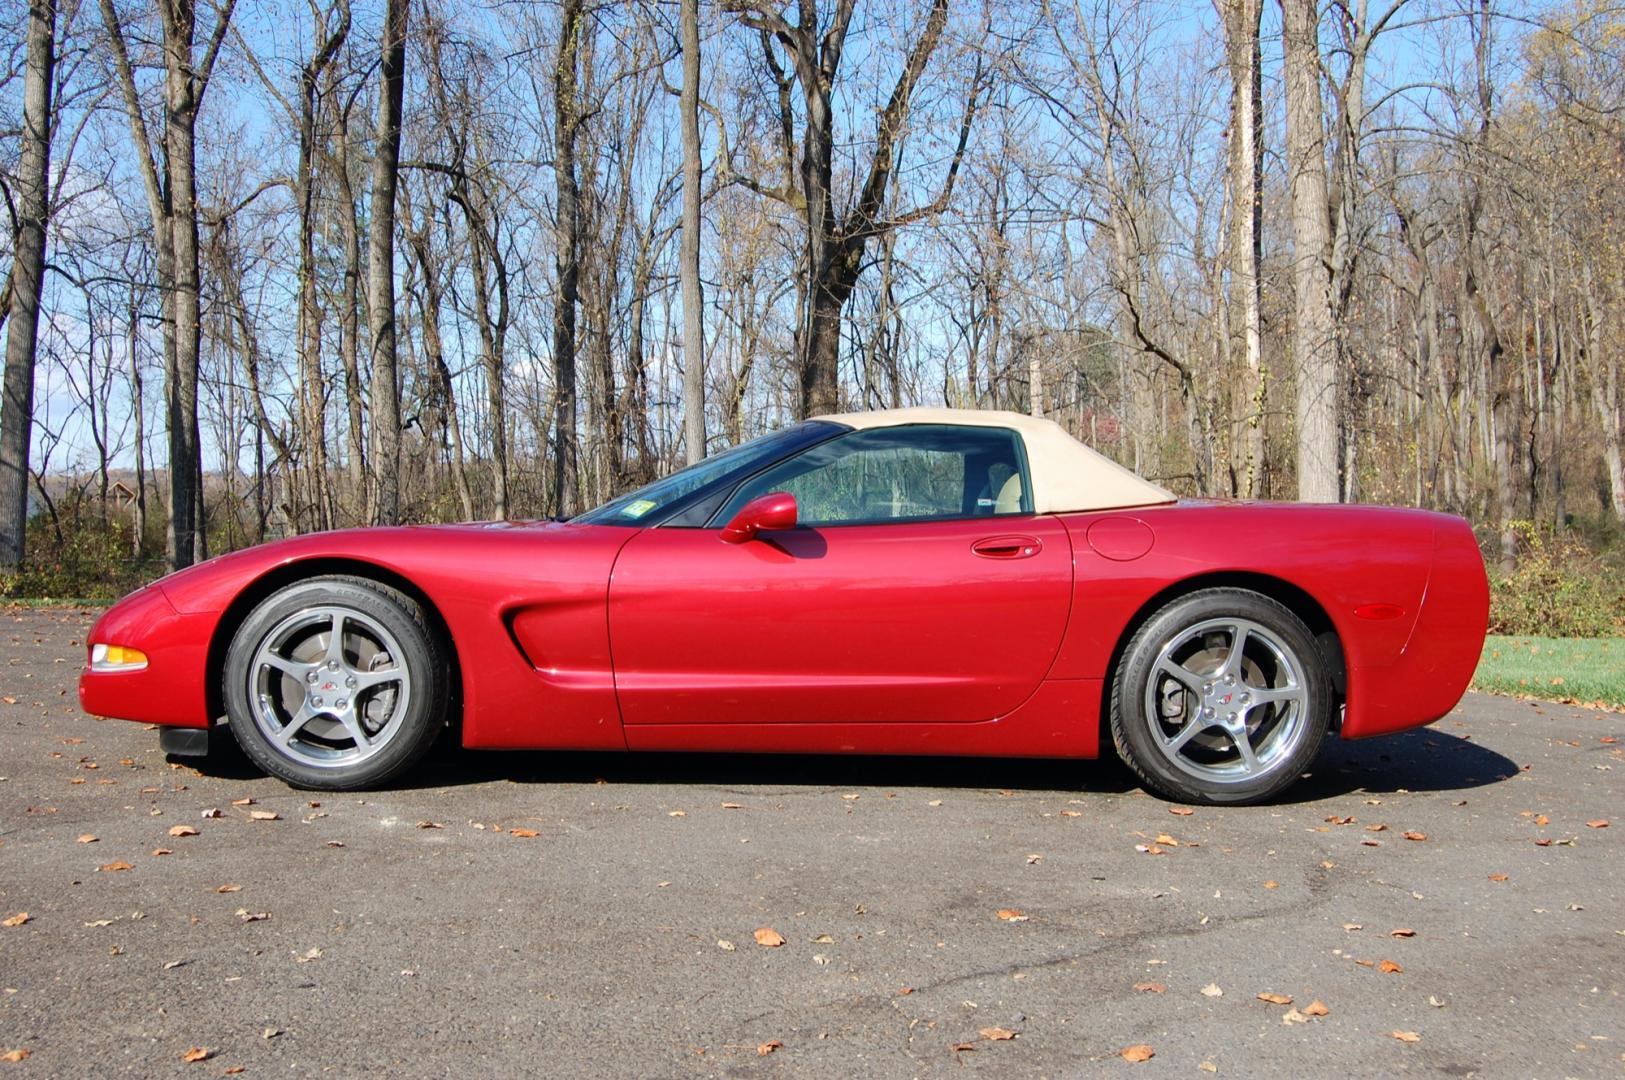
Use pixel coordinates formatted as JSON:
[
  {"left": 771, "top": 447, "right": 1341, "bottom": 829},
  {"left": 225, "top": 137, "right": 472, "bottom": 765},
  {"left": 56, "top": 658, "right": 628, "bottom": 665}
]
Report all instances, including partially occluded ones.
[{"left": 621, "top": 499, "right": 659, "bottom": 519}]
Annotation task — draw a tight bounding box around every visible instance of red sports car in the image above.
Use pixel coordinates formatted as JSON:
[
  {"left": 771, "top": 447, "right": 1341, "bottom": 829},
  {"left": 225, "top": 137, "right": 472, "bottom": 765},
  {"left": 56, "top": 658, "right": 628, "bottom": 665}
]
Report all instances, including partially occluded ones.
[{"left": 79, "top": 408, "right": 1489, "bottom": 804}]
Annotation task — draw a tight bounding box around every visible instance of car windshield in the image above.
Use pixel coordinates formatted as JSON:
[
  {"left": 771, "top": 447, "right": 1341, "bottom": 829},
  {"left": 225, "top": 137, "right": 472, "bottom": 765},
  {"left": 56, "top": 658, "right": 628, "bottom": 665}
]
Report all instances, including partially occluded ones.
[{"left": 572, "top": 422, "right": 837, "bottom": 525}]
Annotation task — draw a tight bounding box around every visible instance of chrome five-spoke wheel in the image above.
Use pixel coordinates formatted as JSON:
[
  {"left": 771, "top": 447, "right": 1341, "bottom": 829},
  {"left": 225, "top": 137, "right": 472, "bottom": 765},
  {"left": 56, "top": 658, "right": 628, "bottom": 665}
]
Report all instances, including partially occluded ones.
[
  {"left": 250, "top": 606, "right": 413, "bottom": 769},
  {"left": 1111, "top": 588, "right": 1332, "bottom": 804},
  {"left": 1146, "top": 617, "right": 1308, "bottom": 784},
  {"left": 224, "top": 576, "right": 450, "bottom": 790}
]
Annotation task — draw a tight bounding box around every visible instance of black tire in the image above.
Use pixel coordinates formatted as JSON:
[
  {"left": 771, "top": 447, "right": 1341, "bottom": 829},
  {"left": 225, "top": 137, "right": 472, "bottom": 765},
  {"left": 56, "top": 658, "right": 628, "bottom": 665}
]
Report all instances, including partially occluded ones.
[
  {"left": 223, "top": 575, "right": 450, "bottom": 790},
  {"left": 1110, "top": 588, "right": 1331, "bottom": 805}
]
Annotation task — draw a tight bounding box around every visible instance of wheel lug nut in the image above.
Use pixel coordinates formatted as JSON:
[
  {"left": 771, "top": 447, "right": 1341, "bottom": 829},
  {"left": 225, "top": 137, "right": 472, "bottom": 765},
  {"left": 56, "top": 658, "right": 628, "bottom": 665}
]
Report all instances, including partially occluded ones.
[
  {"left": 305, "top": 671, "right": 318, "bottom": 684},
  {"left": 336, "top": 698, "right": 348, "bottom": 710},
  {"left": 327, "top": 660, "right": 340, "bottom": 672},
  {"left": 1202, "top": 683, "right": 1213, "bottom": 695},
  {"left": 1239, "top": 692, "right": 1250, "bottom": 704},
  {"left": 345, "top": 676, "right": 358, "bottom": 690},
  {"left": 312, "top": 696, "right": 324, "bottom": 708}
]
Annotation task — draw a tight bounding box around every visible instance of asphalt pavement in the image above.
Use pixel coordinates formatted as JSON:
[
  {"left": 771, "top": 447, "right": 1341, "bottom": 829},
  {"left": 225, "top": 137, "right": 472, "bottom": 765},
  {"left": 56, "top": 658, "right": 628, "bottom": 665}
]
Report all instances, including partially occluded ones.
[{"left": 1, "top": 605, "right": 1622, "bottom": 1078}]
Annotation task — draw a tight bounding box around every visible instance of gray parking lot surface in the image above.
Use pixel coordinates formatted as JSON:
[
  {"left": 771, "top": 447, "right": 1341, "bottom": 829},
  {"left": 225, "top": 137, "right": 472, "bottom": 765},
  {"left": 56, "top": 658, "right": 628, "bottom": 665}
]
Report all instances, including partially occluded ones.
[{"left": 2, "top": 606, "right": 1622, "bottom": 1077}]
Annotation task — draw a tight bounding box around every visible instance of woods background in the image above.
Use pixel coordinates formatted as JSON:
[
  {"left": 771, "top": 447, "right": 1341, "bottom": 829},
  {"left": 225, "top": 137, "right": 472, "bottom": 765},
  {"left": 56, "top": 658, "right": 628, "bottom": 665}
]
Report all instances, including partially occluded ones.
[{"left": 0, "top": 0, "right": 1622, "bottom": 603}]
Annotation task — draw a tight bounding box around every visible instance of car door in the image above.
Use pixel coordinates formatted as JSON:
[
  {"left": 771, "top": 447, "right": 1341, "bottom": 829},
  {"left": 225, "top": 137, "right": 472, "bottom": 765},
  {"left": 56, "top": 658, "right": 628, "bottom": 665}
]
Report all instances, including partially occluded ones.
[{"left": 607, "top": 424, "right": 1074, "bottom": 726}]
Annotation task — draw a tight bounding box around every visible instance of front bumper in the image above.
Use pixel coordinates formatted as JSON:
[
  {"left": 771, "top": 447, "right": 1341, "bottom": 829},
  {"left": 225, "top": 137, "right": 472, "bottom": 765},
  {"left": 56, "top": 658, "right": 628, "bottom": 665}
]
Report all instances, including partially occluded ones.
[{"left": 79, "top": 584, "right": 216, "bottom": 729}]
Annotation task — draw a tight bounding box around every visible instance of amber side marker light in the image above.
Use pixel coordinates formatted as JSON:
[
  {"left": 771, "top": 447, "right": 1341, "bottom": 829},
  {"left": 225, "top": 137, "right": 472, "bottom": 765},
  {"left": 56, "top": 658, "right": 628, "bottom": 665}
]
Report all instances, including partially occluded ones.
[{"left": 90, "top": 643, "right": 148, "bottom": 672}]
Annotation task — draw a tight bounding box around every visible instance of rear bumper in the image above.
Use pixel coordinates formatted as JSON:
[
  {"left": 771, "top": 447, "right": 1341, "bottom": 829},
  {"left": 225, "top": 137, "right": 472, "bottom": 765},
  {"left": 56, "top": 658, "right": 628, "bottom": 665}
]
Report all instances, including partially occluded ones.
[
  {"left": 78, "top": 584, "right": 215, "bottom": 729},
  {"left": 1340, "top": 520, "right": 1489, "bottom": 739}
]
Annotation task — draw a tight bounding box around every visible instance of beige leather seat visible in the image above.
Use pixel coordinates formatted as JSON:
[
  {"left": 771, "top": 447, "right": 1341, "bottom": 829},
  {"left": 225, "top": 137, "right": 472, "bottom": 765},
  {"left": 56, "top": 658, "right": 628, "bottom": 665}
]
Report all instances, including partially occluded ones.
[{"left": 995, "top": 472, "right": 1024, "bottom": 514}]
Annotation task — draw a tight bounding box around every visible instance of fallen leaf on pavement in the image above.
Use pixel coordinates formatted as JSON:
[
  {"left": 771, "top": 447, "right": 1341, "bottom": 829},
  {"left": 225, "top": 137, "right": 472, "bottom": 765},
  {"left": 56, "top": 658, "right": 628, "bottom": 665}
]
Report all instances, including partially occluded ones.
[
  {"left": 1200, "top": 983, "right": 1223, "bottom": 997},
  {"left": 1133, "top": 981, "right": 1166, "bottom": 994},
  {"left": 1402, "top": 831, "right": 1427, "bottom": 841},
  {"left": 150, "top": 848, "right": 172, "bottom": 856},
  {"left": 1326, "top": 815, "right": 1355, "bottom": 825},
  {"left": 1488, "top": 873, "right": 1508, "bottom": 882},
  {"left": 1, "top": 913, "right": 29, "bottom": 928},
  {"left": 1378, "top": 960, "right": 1403, "bottom": 974},
  {"left": 1390, "top": 928, "right": 1416, "bottom": 937},
  {"left": 757, "top": 1040, "right": 782, "bottom": 1056},
  {"left": 1168, "top": 806, "right": 1194, "bottom": 816},
  {"left": 1389, "top": 1031, "right": 1421, "bottom": 1044},
  {"left": 716, "top": 940, "right": 735, "bottom": 951},
  {"left": 248, "top": 811, "right": 278, "bottom": 821},
  {"left": 996, "top": 909, "right": 1028, "bottom": 922},
  {"left": 1119, "top": 1044, "right": 1155, "bottom": 1063},
  {"left": 182, "top": 1047, "right": 212, "bottom": 1063},
  {"left": 1304, "top": 1000, "right": 1330, "bottom": 1017},
  {"left": 1256, "top": 992, "right": 1292, "bottom": 1005},
  {"left": 77, "top": 834, "right": 98, "bottom": 843},
  {"left": 980, "top": 1028, "right": 1017, "bottom": 1041},
  {"left": 667, "top": 810, "right": 686, "bottom": 818},
  {"left": 234, "top": 909, "right": 269, "bottom": 923},
  {"left": 949, "top": 1042, "right": 977, "bottom": 1053},
  {"left": 753, "top": 927, "right": 786, "bottom": 948},
  {"left": 1155, "top": 834, "right": 1180, "bottom": 846},
  {"left": 216, "top": 884, "right": 241, "bottom": 893},
  {"left": 1282, "top": 1008, "right": 1307, "bottom": 1024},
  {"left": 1, "top": 1049, "right": 30, "bottom": 1063},
  {"left": 1365, "top": 823, "right": 1388, "bottom": 832},
  {"left": 509, "top": 828, "right": 539, "bottom": 838},
  {"left": 1263, "top": 880, "right": 1279, "bottom": 889},
  {"left": 231, "top": 797, "right": 254, "bottom": 806},
  {"left": 98, "top": 861, "right": 133, "bottom": 873},
  {"left": 1586, "top": 820, "right": 1609, "bottom": 829},
  {"left": 415, "top": 821, "right": 442, "bottom": 830},
  {"left": 168, "top": 825, "right": 199, "bottom": 837},
  {"left": 1342, "top": 922, "right": 1363, "bottom": 931},
  {"left": 721, "top": 802, "right": 743, "bottom": 809}
]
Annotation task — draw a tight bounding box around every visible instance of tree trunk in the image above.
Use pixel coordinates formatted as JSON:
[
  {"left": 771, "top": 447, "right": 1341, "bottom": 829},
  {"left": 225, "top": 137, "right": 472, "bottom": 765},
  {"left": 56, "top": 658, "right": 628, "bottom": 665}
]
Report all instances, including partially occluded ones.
[
  {"left": 1220, "top": 0, "right": 1265, "bottom": 497},
  {"left": 679, "top": 0, "right": 706, "bottom": 463},
  {"left": 1280, "top": 0, "right": 1341, "bottom": 502},
  {"left": 0, "top": 0, "right": 55, "bottom": 568},
  {"left": 551, "top": 0, "right": 584, "bottom": 516},
  {"left": 367, "top": 0, "right": 408, "bottom": 525}
]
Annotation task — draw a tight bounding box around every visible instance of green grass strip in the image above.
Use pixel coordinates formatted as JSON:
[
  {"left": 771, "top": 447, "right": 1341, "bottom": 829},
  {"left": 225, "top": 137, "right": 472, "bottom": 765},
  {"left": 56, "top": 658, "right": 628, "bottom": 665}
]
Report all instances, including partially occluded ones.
[{"left": 1474, "top": 635, "right": 1625, "bottom": 708}]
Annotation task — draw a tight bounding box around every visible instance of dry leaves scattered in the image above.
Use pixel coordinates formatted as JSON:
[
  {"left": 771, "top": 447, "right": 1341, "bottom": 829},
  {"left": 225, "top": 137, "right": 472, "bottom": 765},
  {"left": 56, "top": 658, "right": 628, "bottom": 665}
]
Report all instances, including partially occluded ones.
[
  {"left": 753, "top": 927, "right": 785, "bottom": 948},
  {"left": 1256, "top": 992, "right": 1292, "bottom": 1005},
  {"left": 1199, "top": 983, "right": 1223, "bottom": 998},
  {"left": 1133, "top": 981, "right": 1166, "bottom": 994},
  {"left": 1586, "top": 820, "right": 1609, "bottom": 829},
  {"left": 168, "top": 824, "right": 199, "bottom": 837},
  {"left": 182, "top": 1047, "right": 212, "bottom": 1063},
  {"left": 508, "top": 828, "right": 539, "bottom": 838},
  {"left": 76, "top": 833, "right": 98, "bottom": 843},
  {"left": 1303, "top": 1000, "right": 1330, "bottom": 1017},
  {"left": 98, "top": 861, "right": 133, "bottom": 873},
  {"left": 1, "top": 913, "right": 29, "bottom": 928},
  {"left": 1378, "top": 960, "right": 1404, "bottom": 974},
  {"left": 1, "top": 1049, "right": 30, "bottom": 1063},
  {"left": 1168, "top": 806, "right": 1194, "bottom": 816},
  {"left": 995, "top": 908, "right": 1028, "bottom": 922},
  {"left": 1402, "top": 831, "right": 1428, "bottom": 841},
  {"left": 1389, "top": 1030, "right": 1421, "bottom": 1044},
  {"left": 1389, "top": 928, "right": 1416, "bottom": 938},
  {"left": 1119, "top": 1044, "right": 1155, "bottom": 1063},
  {"left": 248, "top": 810, "right": 278, "bottom": 822},
  {"left": 757, "top": 1040, "right": 782, "bottom": 1056},
  {"left": 979, "top": 1028, "right": 1017, "bottom": 1041}
]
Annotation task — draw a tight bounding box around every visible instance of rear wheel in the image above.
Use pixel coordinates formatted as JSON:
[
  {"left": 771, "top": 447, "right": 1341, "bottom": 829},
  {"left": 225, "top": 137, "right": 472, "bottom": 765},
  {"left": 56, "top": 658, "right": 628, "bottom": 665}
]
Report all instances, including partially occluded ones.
[
  {"left": 223, "top": 576, "right": 450, "bottom": 790},
  {"left": 1110, "top": 588, "right": 1331, "bottom": 805}
]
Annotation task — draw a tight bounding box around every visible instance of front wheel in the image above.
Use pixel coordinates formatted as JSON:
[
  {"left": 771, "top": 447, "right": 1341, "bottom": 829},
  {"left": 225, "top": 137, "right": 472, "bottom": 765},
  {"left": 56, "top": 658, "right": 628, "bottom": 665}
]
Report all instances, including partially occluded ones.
[
  {"left": 1110, "top": 588, "right": 1332, "bottom": 805},
  {"left": 223, "top": 576, "right": 450, "bottom": 790}
]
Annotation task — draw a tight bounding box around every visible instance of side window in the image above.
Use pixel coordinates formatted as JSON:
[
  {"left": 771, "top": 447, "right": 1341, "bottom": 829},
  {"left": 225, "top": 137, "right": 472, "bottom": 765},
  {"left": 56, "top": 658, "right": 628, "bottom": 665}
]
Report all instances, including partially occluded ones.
[{"left": 712, "top": 425, "right": 1030, "bottom": 527}]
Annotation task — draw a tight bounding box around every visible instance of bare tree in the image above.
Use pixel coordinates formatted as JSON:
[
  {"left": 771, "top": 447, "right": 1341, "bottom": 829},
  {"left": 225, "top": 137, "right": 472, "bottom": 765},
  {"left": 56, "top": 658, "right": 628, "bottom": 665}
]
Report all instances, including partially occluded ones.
[
  {"left": 720, "top": 0, "right": 980, "bottom": 417},
  {"left": 0, "top": 0, "right": 56, "bottom": 567},
  {"left": 1280, "top": 0, "right": 1341, "bottom": 502},
  {"left": 680, "top": 0, "right": 706, "bottom": 462},
  {"left": 367, "top": 0, "right": 408, "bottom": 525},
  {"left": 101, "top": 0, "right": 237, "bottom": 569}
]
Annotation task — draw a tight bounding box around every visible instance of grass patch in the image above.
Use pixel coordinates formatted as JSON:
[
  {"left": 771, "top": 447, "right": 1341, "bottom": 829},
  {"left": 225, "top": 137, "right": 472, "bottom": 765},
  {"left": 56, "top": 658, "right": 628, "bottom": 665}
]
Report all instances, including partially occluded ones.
[{"left": 1474, "top": 636, "right": 1625, "bottom": 708}]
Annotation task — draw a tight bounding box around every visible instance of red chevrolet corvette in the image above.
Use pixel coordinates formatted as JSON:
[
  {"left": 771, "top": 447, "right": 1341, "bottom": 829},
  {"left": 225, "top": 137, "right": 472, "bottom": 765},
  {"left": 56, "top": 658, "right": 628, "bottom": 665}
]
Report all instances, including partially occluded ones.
[{"left": 79, "top": 408, "right": 1489, "bottom": 804}]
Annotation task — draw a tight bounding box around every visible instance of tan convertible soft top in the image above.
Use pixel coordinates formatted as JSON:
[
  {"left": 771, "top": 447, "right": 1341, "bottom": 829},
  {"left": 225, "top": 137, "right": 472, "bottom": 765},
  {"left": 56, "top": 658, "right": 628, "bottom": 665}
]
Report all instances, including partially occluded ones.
[{"left": 816, "top": 407, "right": 1175, "bottom": 514}]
